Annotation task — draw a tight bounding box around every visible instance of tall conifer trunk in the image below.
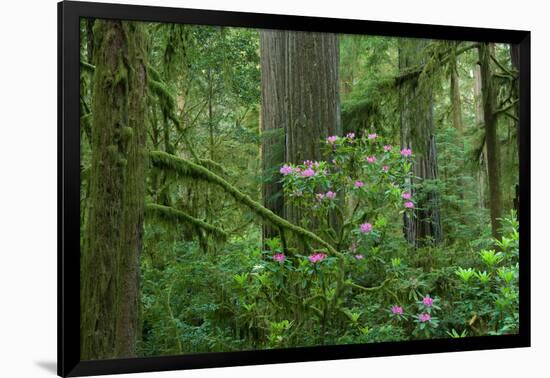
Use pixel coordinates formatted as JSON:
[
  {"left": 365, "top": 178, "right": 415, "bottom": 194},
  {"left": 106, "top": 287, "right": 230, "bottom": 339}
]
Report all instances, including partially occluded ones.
[
  {"left": 80, "top": 20, "right": 147, "bottom": 360},
  {"left": 260, "top": 31, "right": 341, "bottom": 238},
  {"left": 479, "top": 43, "right": 503, "bottom": 239},
  {"left": 398, "top": 39, "right": 442, "bottom": 246}
]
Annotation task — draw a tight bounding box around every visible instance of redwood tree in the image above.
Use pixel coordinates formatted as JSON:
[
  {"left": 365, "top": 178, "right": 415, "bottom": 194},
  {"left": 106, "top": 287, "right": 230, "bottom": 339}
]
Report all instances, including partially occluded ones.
[
  {"left": 260, "top": 30, "right": 341, "bottom": 235},
  {"left": 398, "top": 39, "right": 443, "bottom": 246}
]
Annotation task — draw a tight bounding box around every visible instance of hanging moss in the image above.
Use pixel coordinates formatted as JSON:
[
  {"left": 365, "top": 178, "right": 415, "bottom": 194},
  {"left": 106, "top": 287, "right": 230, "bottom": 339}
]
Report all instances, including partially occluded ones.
[
  {"left": 145, "top": 203, "right": 227, "bottom": 241},
  {"left": 149, "top": 150, "right": 340, "bottom": 256}
]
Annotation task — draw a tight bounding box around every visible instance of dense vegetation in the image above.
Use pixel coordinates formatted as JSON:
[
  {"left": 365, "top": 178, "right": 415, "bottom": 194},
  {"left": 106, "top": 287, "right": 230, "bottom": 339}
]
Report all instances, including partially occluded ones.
[{"left": 79, "top": 19, "right": 520, "bottom": 360}]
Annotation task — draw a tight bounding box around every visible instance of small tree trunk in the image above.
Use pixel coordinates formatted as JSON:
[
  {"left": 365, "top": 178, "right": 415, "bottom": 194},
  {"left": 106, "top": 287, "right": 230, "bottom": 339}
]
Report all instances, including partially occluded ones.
[{"left": 81, "top": 20, "right": 147, "bottom": 360}]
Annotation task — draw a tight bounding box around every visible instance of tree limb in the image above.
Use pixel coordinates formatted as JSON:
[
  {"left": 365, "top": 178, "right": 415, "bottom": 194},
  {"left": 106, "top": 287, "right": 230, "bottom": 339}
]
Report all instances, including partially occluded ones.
[{"left": 149, "top": 151, "right": 340, "bottom": 256}]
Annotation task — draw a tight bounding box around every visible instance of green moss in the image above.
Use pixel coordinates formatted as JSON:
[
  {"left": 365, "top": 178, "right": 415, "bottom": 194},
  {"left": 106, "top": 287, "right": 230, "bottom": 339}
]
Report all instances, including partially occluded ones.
[
  {"left": 149, "top": 150, "right": 340, "bottom": 256},
  {"left": 145, "top": 203, "right": 227, "bottom": 240}
]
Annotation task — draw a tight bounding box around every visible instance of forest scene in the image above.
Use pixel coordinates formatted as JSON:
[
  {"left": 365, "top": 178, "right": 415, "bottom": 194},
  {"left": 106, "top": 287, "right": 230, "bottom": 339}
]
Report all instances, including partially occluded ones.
[{"left": 79, "top": 19, "right": 521, "bottom": 360}]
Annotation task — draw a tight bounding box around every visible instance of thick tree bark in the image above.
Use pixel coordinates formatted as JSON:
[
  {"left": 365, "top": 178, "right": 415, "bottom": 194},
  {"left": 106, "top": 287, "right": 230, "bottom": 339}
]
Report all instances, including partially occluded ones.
[
  {"left": 510, "top": 43, "right": 520, "bottom": 214},
  {"left": 259, "top": 30, "right": 287, "bottom": 241},
  {"left": 474, "top": 63, "right": 489, "bottom": 209},
  {"left": 81, "top": 20, "right": 147, "bottom": 360},
  {"left": 450, "top": 51, "right": 464, "bottom": 136},
  {"left": 479, "top": 43, "right": 503, "bottom": 239},
  {"left": 260, "top": 30, "right": 342, "bottom": 235},
  {"left": 398, "top": 39, "right": 442, "bottom": 246},
  {"left": 283, "top": 31, "right": 342, "bottom": 228}
]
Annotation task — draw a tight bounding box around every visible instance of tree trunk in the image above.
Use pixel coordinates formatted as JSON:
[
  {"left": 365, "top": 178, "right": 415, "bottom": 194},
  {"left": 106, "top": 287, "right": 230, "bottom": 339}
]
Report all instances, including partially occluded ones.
[
  {"left": 259, "top": 30, "right": 287, "bottom": 242},
  {"left": 398, "top": 39, "right": 442, "bottom": 246},
  {"left": 450, "top": 50, "right": 464, "bottom": 136},
  {"left": 510, "top": 43, "right": 520, "bottom": 214},
  {"left": 259, "top": 30, "right": 342, "bottom": 237},
  {"left": 81, "top": 20, "right": 147, "bottom": 360},
  {"left": 479, "top": 43, "right": 503, "bottom": 239},
  {"left": 474, "top": 63, "right": 489, "bottom": 209},
  {"left": 283, "top": 31, "right": 342, "bottom": 228}
]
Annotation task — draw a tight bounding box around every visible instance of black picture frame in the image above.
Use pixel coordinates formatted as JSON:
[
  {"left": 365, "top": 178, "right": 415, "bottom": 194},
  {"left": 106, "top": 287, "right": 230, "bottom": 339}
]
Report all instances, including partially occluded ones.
[{"left": 58, "top": 1, "right": 531, "bottom": 376}]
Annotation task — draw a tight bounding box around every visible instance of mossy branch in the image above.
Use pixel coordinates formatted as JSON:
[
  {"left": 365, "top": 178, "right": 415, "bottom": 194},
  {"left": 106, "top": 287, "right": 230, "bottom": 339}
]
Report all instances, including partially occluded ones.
[
  {"left": 145, "top": 203, "right": 227, "bottom": 240},
  {"left": 149, "top": 151, "right": 339, "bottom": 256},
  {"left": 346, "top": 277, "right": 393, "bottom": 292},
  {"left": 80, "top": 60, "right": 96, "bottom": 73}
]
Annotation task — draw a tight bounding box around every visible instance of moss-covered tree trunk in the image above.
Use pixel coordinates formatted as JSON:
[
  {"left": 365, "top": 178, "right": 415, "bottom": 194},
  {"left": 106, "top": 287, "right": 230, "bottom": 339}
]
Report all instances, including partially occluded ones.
[
  {"left": 398, "top": 39, "right": 442, "bottom": 246},
  {"left": 479, "top": 43, "right": 503, "bottom": 239},
  {"left": 81, "top": 20, "right": 147, "bottom": 360},
  {"left": 259, "top": 30, "right": 287, "bottom": 242}
]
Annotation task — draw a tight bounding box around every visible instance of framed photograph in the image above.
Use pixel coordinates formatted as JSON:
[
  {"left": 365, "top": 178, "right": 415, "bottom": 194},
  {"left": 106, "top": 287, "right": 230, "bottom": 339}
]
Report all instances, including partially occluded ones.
[{"left": 58, "top": 1, "right": 530, "bottom": 376}]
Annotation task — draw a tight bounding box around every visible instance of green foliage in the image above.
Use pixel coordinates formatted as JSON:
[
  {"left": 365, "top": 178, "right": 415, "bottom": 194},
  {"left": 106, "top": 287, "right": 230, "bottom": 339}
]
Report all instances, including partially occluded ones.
[{"left": 80, "top": 19, "right": 520, "bottom": 357}]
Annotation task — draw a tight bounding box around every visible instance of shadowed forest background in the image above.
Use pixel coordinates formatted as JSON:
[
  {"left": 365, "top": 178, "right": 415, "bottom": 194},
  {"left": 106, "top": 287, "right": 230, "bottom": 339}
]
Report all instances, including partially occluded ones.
[{"left": 79, "top": 19, "right": 520, "bottom": 360}]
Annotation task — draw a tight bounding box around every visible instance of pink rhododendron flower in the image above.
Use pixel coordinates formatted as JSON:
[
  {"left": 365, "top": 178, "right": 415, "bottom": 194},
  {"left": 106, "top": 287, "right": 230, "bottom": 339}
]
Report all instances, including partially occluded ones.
[
  {"left": 355, "top": 254, "right": 364, "bottom": 260},
  {"left": 354, "top": 180, "right": 365, "bottom": 188},
  {"left": 366, "top": 156, "right": 377, "bottom": 164},
  {"left": 325, "top": 191, "right": 336, "bottom": 199},
  {"left": 402, "top": 192, "right": 412, "bottom": 200},
  {"left": 382, "top": 165, "right": 389, "bottom": 172},
  {"left": 327, "top": 135, "right": 338, "bottom": 144},
  {"left": 280, "top": 164, "right": 293, "bottom": 176},
  {"left": 422, "top": 296, "right": 434, "bottom": 307},
  {"left": 360, "top": 223, "right": 373, "bottom": 233},
  {"left": 404, "top": 201, "right": 414, "bottom": 209},
  {"left": 383, "top": 145, "right": 392, "bottom": 152},
  {"left": 400, "top": 148, "right": 412, "bottom": 156},
  {"left": 273, "top": 253, "right": 286, "bottom": 262},
  {"left": 419, "top": 313, "right": 431, "bottom": 322},
  {"left": 308, "top": 252, "right": 327, "bottom": 263},
  {"left": 316, "top": 193, "right": 325, "bottom": 201},
  {"left": 368, "top": 133, "right": 378, "bottom": 140},
  {"left": 391, "top": 306, "right": 404, "bottom": 315},
  {"left": 301, "top": 168, "right": 315, "bottom": 177},
  {"left": 346, "top": 132, "right": 355, "bottom": 139}
]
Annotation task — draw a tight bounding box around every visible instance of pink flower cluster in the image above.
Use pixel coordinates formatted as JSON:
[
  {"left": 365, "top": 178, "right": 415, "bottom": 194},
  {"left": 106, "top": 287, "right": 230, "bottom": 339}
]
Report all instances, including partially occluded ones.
[
  {"left": 422, "top": 296, "right": 434, "bottom": 307},
  {"left": 280, "top": 164, "right": 293, "bottom": 176},
  {"left": 354, "top": 180, "right": 365, "bottom": 188},
  {"left": 366, "top": 156, "right": 377, "bottom": 164},
  {"left": 383, "top": 145, "right": 392, "bottom": 152},
  {"left": 346, "top": 132, "right": 355, "bottom": 139},
  {"left": 368, "top": 133, "right": 378, "bottom": 140},
  {"left": 327, "top": 135, "right": 338, "bottom": 145},
  {"left": 382, "top": 165, "right": 389, "bottom": 172},
  {"left": 316, "top": 191, "right": 337, "bottom": 201},
  {"left": 301, "top": 168, "right": 315, "bottom": 177},
  {"left": 418, "top": 313, "right": 431, "bottom": 322},
  {"left": 360, "top": 222, "right": 373, "bottom": 233},
  {"left": 272, "top": 253, "right": 286, "bottom": 262},
  {"left": 400, "top": 148, "right": 413, "bottom": 157},
  {"left": 355, "top": 254, "right": 364, "bottom": 260},
  {"left": 303, "top": 160, "right": 320, "bottom": 169},
  {"left": 402, "top": 192, "right": 414, "bottom": 209},
  {"left": 308, "top": 252, "right": 327, "bottom": 264},
  {"left": 391, "top": 306, "right": 404, "bottom": 315}
]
